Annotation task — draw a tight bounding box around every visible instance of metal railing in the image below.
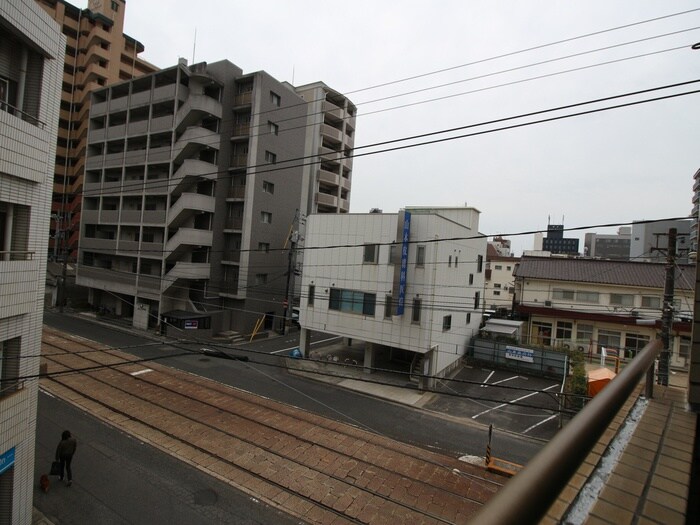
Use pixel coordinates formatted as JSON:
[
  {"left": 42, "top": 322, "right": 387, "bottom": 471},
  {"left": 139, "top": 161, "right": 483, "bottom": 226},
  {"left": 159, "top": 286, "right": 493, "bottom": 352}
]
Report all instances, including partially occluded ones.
[
  {"left": 0, "top": 102, "right": 45, "bottom": 128},
  {"left": 471, "top": 337, "right": 663, "bottom": 525},
  {"left": 0, "top": 251, "right": 35, "bottom": 261}
]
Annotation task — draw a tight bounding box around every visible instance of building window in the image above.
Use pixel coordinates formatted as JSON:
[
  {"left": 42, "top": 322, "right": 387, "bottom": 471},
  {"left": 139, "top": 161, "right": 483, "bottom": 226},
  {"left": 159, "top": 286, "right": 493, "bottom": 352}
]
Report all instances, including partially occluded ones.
[
  {"left": 412, "top": 298, "right": 421, "bottom": 323},
  {"left": 506, "top": 265, "right": 512, "bottom": 271},
  {"left": 270, "top": 91, "right": 281, "bottom": 106},
  {"left": 532, "top": 321, "right": 552, "bottom": 346},
  {"left": 388, "top": 244, "right": 396, "bottom": 264},
  {"left": 577, "top": 324, "right": 594, "bottom": 346},
  {"left": 576, "top": 291, "right": 599, "bottom": 303},
  {"left": 448, "top": 255, "right": 452, "bottom": 267},
  {"left": 610, "top": 293, "right": 634, "bottom": 307},
  {"left": 261, "top": 211, "right": 272, "bottom": 224},
  {"left": 442, "top": 315, "right": 452, "bottom": 331},
  {"left": 255, "top": 273, "right": 268, "bottom": 285},
  {"left": 258, "top": 242, "right": 270, "bottom": 253},
  {"left": 494, "top": 283, "right": 501, "bottom": 289},
  {"left": 466, "top": 312, "right": 472, "bottom": 324},
  {"left": 556, "top": 321, "right": 573, "bottom": 341},
  {"left": 416, "top": 246, "right": 425, "bottom": 267},
  {"left": 363, "top": 244, "right": 378, "bottom": 264},
  {"left": 269, "top": 121, "right": 279, "bottom": 135},
  {"left": 455, "top": 256, "right": 458, "bottom": 267},
  {"left": 0, "top": 337, "right": 21, "bottom": 398},
  {"left": 494, "top": 265, "right": 502, "bottom": 270},
  {"left": 264, "top": 151, "right": 277, "bottom": 164},
  {"left": 625, "top": 333, "right": 649, "bottom": 354},
  {"left": 469, "top": 274, "right": 474, "bottom": 285},
  {"left": 262, "top": 181, "right": 274, "bottom": 194},
  {"left": 679, "top": 336, "right": 691, "bottom": 359},
  {"left": 641, "top": 296, "right": 661, "bottom": 309},
  {"left": 477, "top": 254, "right": 483, "bottom": 272},
  {"left": 493, "top": 291, "right": 500, "bottom": 296},
  {"left": 384, "top": 295, "right": 393, "bottom": 319},
  {"left": 308, "top": 285, "right": 315, "bottom": 307},
  {"left": 329, "top": 288, "right": 376, "bottom": 316},
  {"left": 598, "top": 330, "right": 621, "bottom": 350},
  {"left": 111, "top": 1, "right": 119, "bottom": 11},
  {"left": 553, "top": 289, "right": 575, "bottom": 301},
  {"left": 474, "top": 291, "right": 480, "bottom": 310}
]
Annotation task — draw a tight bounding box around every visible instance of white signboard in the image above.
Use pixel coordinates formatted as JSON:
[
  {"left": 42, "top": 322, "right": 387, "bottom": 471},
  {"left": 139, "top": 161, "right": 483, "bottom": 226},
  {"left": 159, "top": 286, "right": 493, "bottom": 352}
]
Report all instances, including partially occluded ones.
[{"left": 505, "top": 345, "right": 535, "bottom": 363}]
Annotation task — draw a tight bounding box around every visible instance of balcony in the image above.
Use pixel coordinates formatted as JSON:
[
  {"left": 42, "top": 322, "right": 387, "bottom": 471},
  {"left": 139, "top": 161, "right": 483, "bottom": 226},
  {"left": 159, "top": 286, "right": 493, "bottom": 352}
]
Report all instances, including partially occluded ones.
[
  {"left": 224, "top": 217, "right": 243, "bottom": 231},
  {"left": 152, "top": 84, "right": 177, "bottom": 104},
  {"left": 227, "top": 185, "right": 246, "bottom": 200},
  {"left": 173, "top": 127, "right": 220, "bottom": 164},
  {"left": 77, "top": 265, "right": 137, "bottom": 291},
  {"left": 222, "top": 250, "right": 241, "bottom": 263},
  {"left": 230, "top": 154, "right": 248, "bottom": 169},
  {"left": 81, "top": 237, "right": 117, "bottom": 251},
  {"left": 323, "top": 99, "right": 344, "bottom": 120},
  {"left": 175, "top": 94, "right": 223, "bottom": 132},
  {"left": 170, "top": 159, "right": 218, "bottom": 197},
  {"left": 315, "top": 192, "right": 338, "bottom": 208},
  {"left": 164, "top": 228, "right": 213, "bottom": 260},
  {"left": 321, "top": 123, "right": 343, "bottom": 143},
  {"left": 161, "top": 262, "right": 211, "bottom": 292},
  {"left": 168, "top": 193, "right": 215, "bottom": 229},
  {"left": 233, "top": 92, "right": 252, "bottom": 107},
  {"left": 318, "top": 168, "right": 339, "bottom": 188}
]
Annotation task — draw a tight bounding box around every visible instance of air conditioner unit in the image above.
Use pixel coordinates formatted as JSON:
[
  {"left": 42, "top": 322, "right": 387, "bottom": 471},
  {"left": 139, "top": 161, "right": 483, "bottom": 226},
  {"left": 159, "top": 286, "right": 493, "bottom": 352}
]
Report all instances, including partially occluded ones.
[{"left": 544, "top": 300, "right": 552, "bottom": 307}]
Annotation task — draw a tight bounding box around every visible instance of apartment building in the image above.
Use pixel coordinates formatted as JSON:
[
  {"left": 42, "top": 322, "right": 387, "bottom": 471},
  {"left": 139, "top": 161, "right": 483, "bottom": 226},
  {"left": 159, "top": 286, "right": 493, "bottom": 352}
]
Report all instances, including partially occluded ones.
[
  {"left": 583, "top": 227, "right": 631, "bottom": 260},
  {"left": 36, "top": 0, "right": 157, "bottom": 264},
  {"left": 298, "top": 207, "right": 487, "bottom": 378},
  {"left": 0, "top": 1, "right": 64, "bottom": 522},
  {"left": 514, "top": 256, "right": 694, "bottom": 369},
  {"left": 77, "top": 59, "right": 356, "bottom": 336},
  {"left": 484, "top": 244, "right": 518, "bottom": 314},
  {"left": 630, "top": 219, "right": 691, "bottom": 263}
]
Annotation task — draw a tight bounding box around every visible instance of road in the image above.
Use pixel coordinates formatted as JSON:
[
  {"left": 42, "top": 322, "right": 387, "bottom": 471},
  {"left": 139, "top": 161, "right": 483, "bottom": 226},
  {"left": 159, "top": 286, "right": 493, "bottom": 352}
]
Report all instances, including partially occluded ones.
[{"left": 43, "top": 310, "right": 544, "bottom": 465}]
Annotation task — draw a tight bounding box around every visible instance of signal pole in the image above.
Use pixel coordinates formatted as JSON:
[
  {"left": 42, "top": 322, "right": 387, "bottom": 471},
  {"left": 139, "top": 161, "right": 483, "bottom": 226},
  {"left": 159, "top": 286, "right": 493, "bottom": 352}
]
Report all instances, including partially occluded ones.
[{"left": 659, "top": 228, "right": 677, "bottom": 386}]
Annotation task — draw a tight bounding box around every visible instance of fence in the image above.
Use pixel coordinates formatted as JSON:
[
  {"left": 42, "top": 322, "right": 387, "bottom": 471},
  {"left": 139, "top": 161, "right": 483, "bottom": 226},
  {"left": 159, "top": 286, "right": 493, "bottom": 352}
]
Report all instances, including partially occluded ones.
[{"left": 471, "top": 337, "right": 568, "bottom": 379}]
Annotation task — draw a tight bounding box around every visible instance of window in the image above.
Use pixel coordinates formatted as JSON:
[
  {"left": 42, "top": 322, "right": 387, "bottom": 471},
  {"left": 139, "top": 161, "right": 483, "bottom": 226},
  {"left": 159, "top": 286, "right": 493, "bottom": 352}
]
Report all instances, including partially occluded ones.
[
  {"left": 268, "top": 121, "right": 279, "bottom": 135},
  {"left": 466, "top": 312, "right": 471, "bottom": 324},
  {"left": 308, "top": 285, "right": 315, "bottom": 307},
  {"left": 384, "top": 295, "right": 393, "bottom": 318},
  {"left": 506, "top": 266, "right": 512, "bottom": 271},
  {"left": 641, "top": 296, "right": 661, "bottom": 309},
  {"left": 494, "top": 265, "right": 502, "bottom": 270},
  {"left": 442, "top": 315, "right": 452, "bottom": 331},
  {"left": 474, "top": 291, "right": 480, "bottom": 310},
  {"left": 388, "top": 244, "right": 396, "bottom": 264},
  {"left": 261, "top": 211, "right": 272, "bottom": 223},
  {"left": 556, "top": 321, "right": 573, "bottom": 341},
  {"left": 532, "top": 322, "right": 552, "bottom": 346},
  {"left": 0, "top": 337, "right": 21, "bottom": 398},
  {"left": 448, "top": 255, "right": 452, "bottom": 267},
  {"left": 455, "top": 256, "right": 458, "bottom": 267},
  {"left": 598, "top": 330, "right": 621, "bottom": 350},
  {"left": 111, "top": 1, "right": 119, "bottom": 11},
  {"left": 412, "top": 298, "right": 422, "bottom": 323},
  {"left": 577, "top": 324, "right": 594, "bottom": 345},
  {"left": 255, "top": 273, "right": 268, "bottom": 285},
  {"left": 576, "top": 291, "right": 599, "bottom": 303},
  {"left": 258, "top": 242, "right": 270, "bottom": 253},
  {"left": 416, "top": 246, "right": 425, "bottom": 267},
  {"left": 553, "top": 289, "right": 575, "bottom": 300},
  {"left": 264, "top": 151, "right": 277, "bottom": 164},
  {"left": 363, "top": 244, "right": 378, "bottom": 264},
  {"left": 494, "top": 283, "right": 501, "bottom": 289},
  {"left": 679, "top": 336, "right": 691, "bottom": 359},
  {"left": 493, "top": 291, "right": 500, "bottom": 296},
  {"left": 477, "top": 254, "right": 483, "bottom": 273},
  {"left": 270, "top": 91, "right": 281, "bottom": 106},
  {"left": 0, "top": 78, "right": 8, "bottom": 112},
  {"left": 262, "top": 181, "right": 274, "bottom": 194},
  {"left": 610, "top": 293, "right": 634, "bottom": 307},
  {"left": 329, "top": 288, "right": 376, "bottom": 316},
  {"left": 469, "top": 274, "right": 474, "bottom": 285},
  {"left": 625, "top": 333, "right": 649, "bottom": 353}
]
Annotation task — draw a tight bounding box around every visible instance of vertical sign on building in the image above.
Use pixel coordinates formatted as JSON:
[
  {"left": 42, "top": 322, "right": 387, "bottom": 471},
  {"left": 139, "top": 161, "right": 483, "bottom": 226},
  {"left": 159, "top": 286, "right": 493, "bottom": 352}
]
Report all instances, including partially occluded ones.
[{"left": 392, "top": 210, "right": 411, "bottom": 316}]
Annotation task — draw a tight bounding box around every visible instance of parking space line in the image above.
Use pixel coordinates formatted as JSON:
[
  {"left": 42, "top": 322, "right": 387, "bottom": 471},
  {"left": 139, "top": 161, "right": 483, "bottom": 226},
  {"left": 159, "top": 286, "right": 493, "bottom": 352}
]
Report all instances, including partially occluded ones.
[
  {"left": 480, "top": 370, "right": 495, "bottom": 387},
  {"left": 523, "top": 414, "right": 558, "bottom": 434},
  {"left": 271, "top": 336, "right": 342, "bottom": 355},
  {"left": 471, "top": 384, "right": 559, "bottom": 419},
  {"left": 481, "top": 375, "right": 520, "bottom": 388}
]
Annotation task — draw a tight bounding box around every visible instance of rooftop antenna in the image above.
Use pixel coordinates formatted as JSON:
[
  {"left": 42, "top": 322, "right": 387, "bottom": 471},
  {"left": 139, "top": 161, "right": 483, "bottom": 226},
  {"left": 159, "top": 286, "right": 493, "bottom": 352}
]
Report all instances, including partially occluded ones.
[{"left": 192, "top": 27, "right": 197, "bottom": 64}]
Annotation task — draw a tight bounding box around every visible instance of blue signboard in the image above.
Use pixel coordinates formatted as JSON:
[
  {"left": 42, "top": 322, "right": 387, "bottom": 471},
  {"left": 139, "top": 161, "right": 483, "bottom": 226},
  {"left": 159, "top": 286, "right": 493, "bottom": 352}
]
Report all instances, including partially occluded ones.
[
  {"left": 396, "top": 211, "right": 411, "bottom": 315},
  {"left": 0, "top": 447, "right": 15, "bottom": 476}
]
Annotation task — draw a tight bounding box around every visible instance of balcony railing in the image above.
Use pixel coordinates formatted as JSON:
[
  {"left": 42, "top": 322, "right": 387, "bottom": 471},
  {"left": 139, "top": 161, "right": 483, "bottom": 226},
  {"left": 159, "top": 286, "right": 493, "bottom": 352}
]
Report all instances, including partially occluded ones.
[{"left": 0, "top": 251, "right": 34, "bottom": 261}]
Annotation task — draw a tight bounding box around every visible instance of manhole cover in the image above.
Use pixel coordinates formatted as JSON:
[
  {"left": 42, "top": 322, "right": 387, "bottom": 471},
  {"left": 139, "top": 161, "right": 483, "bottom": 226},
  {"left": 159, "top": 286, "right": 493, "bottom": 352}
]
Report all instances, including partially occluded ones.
[{"left": 193, "top": 488, "right": 218, "bottom": 506}]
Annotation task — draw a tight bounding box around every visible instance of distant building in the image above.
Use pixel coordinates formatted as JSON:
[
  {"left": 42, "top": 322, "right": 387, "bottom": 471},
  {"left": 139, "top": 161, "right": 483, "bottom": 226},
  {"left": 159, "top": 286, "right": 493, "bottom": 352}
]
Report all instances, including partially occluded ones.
[
  {"left": 490, "top": 236, "right": 511, "bottom": 256},
  {"left": 690, "top": 167, "right": 699, "bottom": 259},
  {"left": 542, "top": 223, "right": 579, "bottom": 255},
  {"left": 1, "top": 0, "right": 64, "bottom": 521},
  {"left": 630, "top": 219, "right": 691, "bottom": 263},
  {"left": 298, "top": 206, "right": 486, "bottom": 379},
  {"left": 583, "top": 227, "right": 631, "bottom": 260},
  {"left": 484, "top": 244, "right": 518, "bottom": 314}
]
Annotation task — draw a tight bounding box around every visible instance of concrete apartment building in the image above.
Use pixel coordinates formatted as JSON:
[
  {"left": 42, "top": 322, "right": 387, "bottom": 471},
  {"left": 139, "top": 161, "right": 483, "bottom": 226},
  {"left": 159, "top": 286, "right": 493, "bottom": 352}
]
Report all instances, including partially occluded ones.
[
  {"left": 76, "top": 59, "right": 356, "bottom": 336},
  {"left": 484, "top": 243, "right": 518, "bottom": 314},
  {"left": 0, "top": 0, "right": 63, "bottom": 522},
  {"left": 514, "top": 256, "right": 694, "bottom": 369},
  {"left": 583, "top": 227, "right": 631, "bottom": 260},
  {"left": 35, "top": 0, "right": 157, "bottom": 264},
  {"left": 298, "top": 207, "right": 486, "bottom": 378},
  {"left": 630, "top": 218, "right": 691, "bottom": 263}
]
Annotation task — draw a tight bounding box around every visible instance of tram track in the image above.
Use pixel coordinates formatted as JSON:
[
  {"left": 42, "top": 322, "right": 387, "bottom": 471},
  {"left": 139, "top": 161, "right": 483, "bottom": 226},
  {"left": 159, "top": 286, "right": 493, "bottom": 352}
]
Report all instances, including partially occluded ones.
[{"left": 41, "top": 328, "right": 501, "bottom": 524}]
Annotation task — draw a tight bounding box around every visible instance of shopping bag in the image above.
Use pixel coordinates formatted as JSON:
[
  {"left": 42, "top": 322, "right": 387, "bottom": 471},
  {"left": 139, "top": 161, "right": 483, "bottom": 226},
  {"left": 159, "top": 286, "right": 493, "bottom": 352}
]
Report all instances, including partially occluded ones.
[{"left": 50, "top": 461, "right": 62, "bottom": 476}]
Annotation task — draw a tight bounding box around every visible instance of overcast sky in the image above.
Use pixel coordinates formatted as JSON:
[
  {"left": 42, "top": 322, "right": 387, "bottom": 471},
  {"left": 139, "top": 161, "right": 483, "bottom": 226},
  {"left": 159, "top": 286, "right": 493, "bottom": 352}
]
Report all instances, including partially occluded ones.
[{"left": 79, "top": 1, "right": 699, "bottom": 255}]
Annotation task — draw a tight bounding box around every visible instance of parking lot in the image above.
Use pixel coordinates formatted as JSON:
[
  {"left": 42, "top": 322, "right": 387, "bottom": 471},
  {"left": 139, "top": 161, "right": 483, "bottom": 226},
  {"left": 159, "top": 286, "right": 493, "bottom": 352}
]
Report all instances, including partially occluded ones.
[{"left": 425, "top": 364, "right": 565, "bottom": 441}]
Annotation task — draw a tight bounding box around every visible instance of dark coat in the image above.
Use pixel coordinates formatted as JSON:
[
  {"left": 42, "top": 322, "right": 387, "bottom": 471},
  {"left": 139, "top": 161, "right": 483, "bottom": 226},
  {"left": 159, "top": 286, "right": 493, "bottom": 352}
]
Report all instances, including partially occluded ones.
[{"left": 56, "top": 436, "right": 77, "bottom": 459}]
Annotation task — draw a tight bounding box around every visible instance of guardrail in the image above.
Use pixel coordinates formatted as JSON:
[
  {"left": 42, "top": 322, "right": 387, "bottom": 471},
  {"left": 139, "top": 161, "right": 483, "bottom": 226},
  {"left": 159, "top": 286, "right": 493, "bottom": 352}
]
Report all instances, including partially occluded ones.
[
  {"left": 0, "top": 251, "right": 35, "bottom": 261},
  {"left": 471, "top": 337, "right": 663, "bottom": 525}
]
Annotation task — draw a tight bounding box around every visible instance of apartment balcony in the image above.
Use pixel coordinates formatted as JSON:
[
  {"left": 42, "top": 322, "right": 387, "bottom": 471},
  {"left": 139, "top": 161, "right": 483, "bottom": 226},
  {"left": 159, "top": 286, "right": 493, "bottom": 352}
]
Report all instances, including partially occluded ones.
[
  {"left": 161, "top": 262, "right": 211, "bottom": 292},
  {"left": 222, "top": 250, "right": 241, "bottom": 263},
  {"left": 232, "top": 124, "right": 250, "bottom": 137},
  {"left": 85, "top": 26, "right": 112, "bottom": 50},
  {"left": 152, "top": 84, "right": 178, "bottom": 104},
  {"left": 137, "top": 273, "right": 162, "bottom": 292},
  {"left": 315, "top": 192, "right": 338, "bottom": 208},
  {"left": 149, "top": 115, "right": 174, "bottom": 133},
  {"left": 319, "top": 145, "right": 343, "bottom": 163},
  {"left": 89, "top": 127, "right": 106, "bottom": 142},
  {"left": 118, "top": 210, "right": 142, "bottom": 223},
  {"left": 106, "top": 123, "right": 127, "bottom": 140},
  {"left": 77, "top": 265, "right": 137, "bottom": 292},
  {"left": 321, "top": 123, "right": 343, "bottom": 143},
  {"left": 227, "top": 185, "right": 246, "bottom": 200},
  {"left": 340, "top": 198, "right": 350, "bottom": 212},
  {"left": 129, "top": 90, "right": 151, "bottom": 108},
  {"left": 219, "top": 280, "right": 240, "bottom": 296},
  {"left": 99, "top": 210, "right": 120, "bottom": 223},
  {"left": 117, "top": 240, "right": 139, "bottom": 253},
  {"left": 233, "top": 92, "right": 252, "bottom": 107},
  {"left": 230, "top": 154, "right": 248, "bottom": 169},
  {"left": 224, "top": 217, "right": 243, "bottom": 231},
  {"left": 80, "top": 62, "right": 108, "bottom": 86},
  {"left": 168, "top": 193, "right": 215, "bottom": 229},
  {"left": 0, "top": 259, "right": 38, "bottom": 318},
  {"left": 170, "top": 159, "right": 218, "bottom": 197},
  {"left": 175, "top": 95, "right": 223, "bottom": 132},
  {"left": 142, "top": 210, "right": 167, "bottom": 224},
  {"left": 173, "top": 127, "right": 220, "bottom": 164},
  {"left": 147, "top": 145, "right": 172, "bottom": 163},
  {"left": 318, "top": 168, "right": 340, "bottom": 188},
  {"left": 341, "top": 176, "right": 351, "bottom": 191},
  {"left": 164, "top": 228, "right": 213, "bottom": 260},
  {"left": 139, "top": 241, "right": 165, "bottom": 257},
  {"left": 81, "top": 237, "right": 117, "bottom": 251},
  {"left": 323, "top": 99, "right": 344, "bottom": 120}
]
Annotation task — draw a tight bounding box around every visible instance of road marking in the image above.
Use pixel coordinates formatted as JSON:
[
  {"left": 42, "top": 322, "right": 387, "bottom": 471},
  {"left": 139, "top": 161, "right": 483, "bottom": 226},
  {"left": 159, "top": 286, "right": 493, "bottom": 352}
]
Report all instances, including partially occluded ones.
[
  {"left": 523, "top": 414, "right": 558, "bottom": 434},
  {"left": 130, "top": 368, "right": 153, "bottom": 376},
  {"left": 472, "top": 384, "right": 559, "bottom": 419},
  {"left": 270, "top": 336, "right": 342, "bottom": 355},
  {"left": 480, "top": 370, "right": 495, "bottom": 387},
  {"left": 481, "top": 374, "right": 521, "bottom": 388}
]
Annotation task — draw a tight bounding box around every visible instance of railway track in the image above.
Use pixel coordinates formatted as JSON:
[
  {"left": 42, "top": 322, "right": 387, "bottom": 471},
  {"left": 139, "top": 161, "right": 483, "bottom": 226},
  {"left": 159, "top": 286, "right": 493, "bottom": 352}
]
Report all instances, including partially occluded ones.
[{"left": 41, "top": 327, "right": 503, "bottom": 524}]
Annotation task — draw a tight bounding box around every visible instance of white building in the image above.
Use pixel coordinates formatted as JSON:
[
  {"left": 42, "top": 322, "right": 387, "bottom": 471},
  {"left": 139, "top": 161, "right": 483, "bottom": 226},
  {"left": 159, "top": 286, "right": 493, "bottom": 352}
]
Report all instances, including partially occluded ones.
[
  {"left": 0, "top": 1, "right": 63, "bottom": 522},
  {"left": 298, "top": 206, "right": 486, "bottom": 378},
  {"left": 484, "top": 244, "right": 518, "bottom": 314}
]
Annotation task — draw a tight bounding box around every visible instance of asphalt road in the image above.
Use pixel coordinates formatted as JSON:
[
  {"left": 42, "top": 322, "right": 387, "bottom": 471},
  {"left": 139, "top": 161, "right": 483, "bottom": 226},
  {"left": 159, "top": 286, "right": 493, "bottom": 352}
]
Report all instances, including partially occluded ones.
[
  {"left": 43, "top": 310, "right": 545, "bottom": 465},
  {"left": 34, "top": 391, "right": 301, "bottom": 525}
]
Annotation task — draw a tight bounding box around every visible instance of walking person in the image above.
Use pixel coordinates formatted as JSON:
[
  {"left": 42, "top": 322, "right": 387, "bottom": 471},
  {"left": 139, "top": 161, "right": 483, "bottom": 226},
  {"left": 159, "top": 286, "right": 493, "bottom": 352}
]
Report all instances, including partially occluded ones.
[{"left": 55, "top": 430, "right": 77, "bottom": 486}]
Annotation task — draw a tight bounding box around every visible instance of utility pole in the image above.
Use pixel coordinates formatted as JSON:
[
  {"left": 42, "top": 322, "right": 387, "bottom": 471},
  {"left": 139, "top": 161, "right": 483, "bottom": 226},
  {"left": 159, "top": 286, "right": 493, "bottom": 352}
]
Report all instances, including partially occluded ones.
[
  {"left": 282, "top": 211, "right": 299, "bottom": 335},
  {"left": 659, "top": 228, "right": 677, "bottom": 386}
]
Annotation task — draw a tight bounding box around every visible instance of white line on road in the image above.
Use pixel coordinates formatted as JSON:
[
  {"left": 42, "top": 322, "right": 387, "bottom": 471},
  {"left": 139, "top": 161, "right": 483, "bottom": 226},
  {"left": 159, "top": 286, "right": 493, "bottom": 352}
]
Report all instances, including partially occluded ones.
[
  {"left": 481, "top": 374, "right": 521, "bottom": 388},
  {"left": 480, "top": 370, "right": 495, "bottom": 387},
  {"left": 472, "top": 384, "right": 559, "bottom": 419},
  {"left": 130, "top": 368, "right": 154, "bottom": 376},
  {"left": 523, "top": 414, "right": 558, "bottom": 434},
  {"left": 270, "top": 336, "right": 342, "bottom": 355}
]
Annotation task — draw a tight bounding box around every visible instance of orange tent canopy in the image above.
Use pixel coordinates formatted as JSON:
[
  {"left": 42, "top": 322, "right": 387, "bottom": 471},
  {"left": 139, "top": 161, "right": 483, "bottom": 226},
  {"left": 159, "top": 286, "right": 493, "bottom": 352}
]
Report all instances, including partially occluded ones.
[{"left": 587, "top": 367, "right": 616, "bottom": 397}]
